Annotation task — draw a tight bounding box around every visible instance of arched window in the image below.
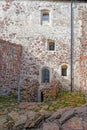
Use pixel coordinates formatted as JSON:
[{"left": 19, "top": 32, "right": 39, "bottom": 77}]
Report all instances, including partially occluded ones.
[
  {"left": 42, "top": 68, "right": 50, "bottom": 83},
  {"left": 61, "top": 65, "right": 68, "bottom": 76},
  {"left": 41, "top": 10, "right": 50, "bottom": 25}
]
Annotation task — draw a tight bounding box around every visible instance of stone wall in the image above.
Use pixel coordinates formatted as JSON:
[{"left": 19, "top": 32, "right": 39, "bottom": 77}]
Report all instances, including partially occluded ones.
[
  {"left": 79, "top": 6, "right": 87, "bottom": 94},
  {"left": 74, "top": 4, "right": 87, "bottom": 95},
  {"left": 0, "top": 0, "right": 71, "bottom": 45},
  {"left": 0, "top": 0, "right": 87, "bottom": 100},
  {"left": 20, "top": 36, "right": 70, "bottom": 90},
  {"left": 0, "top": 39, "right": 22, "bottom": 95},
  {"left": 0, "top": 0, "right": 72, "bottom": 89}
]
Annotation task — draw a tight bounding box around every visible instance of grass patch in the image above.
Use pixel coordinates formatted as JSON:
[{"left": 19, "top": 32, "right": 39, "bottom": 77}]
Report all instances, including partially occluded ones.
[
  {"left": 34, "top": 107, "right": 41, "bottom": 112},
  {"left": 57, "top": 90, "right": 86, "bottom": 107},
  {"left": 0, "top": 90, "right": 86, "bottom": 113},
  {"left": 0, "top": 94, "right": 17, "bottom": 114},
  {"left": 0, "top": 94, "right": 16, "bottom": 104},
  {"left": 44, "top": 90, "right": 86, "bottom": 111}
]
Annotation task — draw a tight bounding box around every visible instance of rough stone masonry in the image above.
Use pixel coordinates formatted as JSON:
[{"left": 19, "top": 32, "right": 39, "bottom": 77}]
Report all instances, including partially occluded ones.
[{"left": 0, "top": 0, "right": 87, "bottom": 101}]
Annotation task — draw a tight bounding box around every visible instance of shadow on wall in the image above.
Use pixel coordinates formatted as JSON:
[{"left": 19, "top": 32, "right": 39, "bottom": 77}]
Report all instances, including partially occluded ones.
[{"left": 0, "top": 39, "right": 22, "bottom": 96}]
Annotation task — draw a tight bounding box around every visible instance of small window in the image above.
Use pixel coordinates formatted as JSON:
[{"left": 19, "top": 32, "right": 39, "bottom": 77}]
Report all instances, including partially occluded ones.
[
  {"left": 61, "top": 65, "right": 68, "bottom": 76},
  {"left": 41, "top": 10, "right": 50, "bottom": 25},
  {"left": 48, "top": 40, "right": 55, "bottom": 51},
  {"left": 49, "top": 42, "right": 55, "bottom": 51},
  {"left": 42, "top": 12, "right": 49, "bottom": 22}
]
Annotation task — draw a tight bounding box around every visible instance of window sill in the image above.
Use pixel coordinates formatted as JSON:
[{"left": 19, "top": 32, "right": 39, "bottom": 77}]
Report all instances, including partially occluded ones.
[
  {"left": 41, "top": 22, "right": 50, "bottom": 26},
  {"left": 47, "top": 50, "right": 56, "bottom": 52},
  {"left": 62, "top": 76, "right": 68, "bottom": 79}
]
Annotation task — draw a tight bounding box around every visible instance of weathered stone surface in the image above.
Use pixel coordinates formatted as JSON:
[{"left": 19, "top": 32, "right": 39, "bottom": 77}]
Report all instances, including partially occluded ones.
[
  {"left": 18, "top": 102, "right": 30, "bottom": 109},
  {"left": 1, "top": 104, "right": 87, "bottom": 130},
  {"left": 27, "top": 111, "right": 37, "bottom": 120},
  {"left": 74, "top": 104, "right": 87, "bottom": 124},
  {"left": 0, "top": 39, "right": 22, "bottom": 96},
  {"left": 43, "top": 122, "right": 59, "bottom": 130},
  {"left": 0, "top": 116, "right": 7, "bottom": 130},
  {"left": 25, "top": 113, "right": 44, "bottom": 128},
  {"left": 62, "top": 117, "right": 83, "bottom": 130},
  {"left": 0, "top": 1, "right": 75, "bottom": 102},
  {"left": 8, "top": 111, "right": 19, "bottom": 122},
  {"left": 59, "top": 109, "right": 75, "bottom": 125},
  {"left": 8, "top": 111, "right": 27, "bottom": 130},
  {"left": 39, "top": 109, "right": 52, "bottom": 119},
  {"left": 14, "top": 115, "right": 27, "bottom": 128},
  {"left": 0, "top": 0, "right": 87, "bottom": 102},
  {"left": 75, "top": 104, "right": 87, "bottom": 114},
  {"left": 41, "top": 80, "right": 61, "bottom": 101},
  {"left": 47, "top": 107, "right": 72, "bottom": 121}
]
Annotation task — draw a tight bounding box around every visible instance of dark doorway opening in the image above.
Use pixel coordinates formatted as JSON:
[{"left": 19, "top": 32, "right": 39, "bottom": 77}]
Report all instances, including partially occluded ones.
[{"left": 41, "top": 91, "right": 44, "bottom": 102}]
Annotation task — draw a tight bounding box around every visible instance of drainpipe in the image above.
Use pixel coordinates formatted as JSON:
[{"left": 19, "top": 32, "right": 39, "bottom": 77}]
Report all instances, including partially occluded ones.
[
  {"left": 18, "top": 48, "right": 22, "bottom": 103},
  {"left": 70, "top": 0, "right": 77, "bottom": 92},
  {"left": 18, "top": 79, "right": 21, "bottom": 103},
  {"left": 70, "top": 0, "right": 74, "bottom": 92}
]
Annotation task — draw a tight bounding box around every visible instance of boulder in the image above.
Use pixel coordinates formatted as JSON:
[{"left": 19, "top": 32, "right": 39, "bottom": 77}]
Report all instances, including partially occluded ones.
[
  {"left": 43, "top": 122, "right": 59, "bottom": 130},
  {"left": 1, "top": 103, "right": 87, "bottom": 130},
  {"left": 0, "top": 115, "right": 7, "bottom": 130},
  {"left": 13, "top": 115, "right": 27, "bottom": 130},
  {"left": 25, "top": 113, "right": 44, "bottom": 128},
  {"left": 75, "top": 104, "right": 87, "bottom": 121},
  {"left": 27, "top": 111, "right": 37, "bottom": 120},
  {"left": 62, "top": 117, "right": 83, "bottom": 130},
  {"left": 8, "top": 111, "right": 27, "bottom": 130},
  {"left": 39, "top": 109, "right": 52, "bottom": 119},
  {"left": 47, "top": 107, "right": 72, "bottom": 121},
  {"left": 8, "top": 111, "right": 19, "bottom": 122},
  {"left": 59, "top": 109, "right": 75, "bottom": 125}
]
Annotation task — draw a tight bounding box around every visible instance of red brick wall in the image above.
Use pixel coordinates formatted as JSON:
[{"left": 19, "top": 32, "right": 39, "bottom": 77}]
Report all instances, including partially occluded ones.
[
  {"left": 0, "top": 39, "right": 22, "bottom": 95},
  {"left": 80, "top": 8, "right": 87, "bottom": 46},
  {"left": 79, "top": 7, "right": 87, "bottom": 94},
  {"left": 79, "top": 55, "right": 87, "bottom": 92}
]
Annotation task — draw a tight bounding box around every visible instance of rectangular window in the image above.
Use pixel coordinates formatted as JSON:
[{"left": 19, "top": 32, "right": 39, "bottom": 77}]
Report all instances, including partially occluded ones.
[
  {"left": 49, "top": 42, "right": 55, "bottom": 51},
  {"left": 62, "top": 68, "right": 67, "bottom": 76},
  {"left": 42, "top": 13, "right": 49, "bottom": 22},
  {"left": 41, "top": 10, "right": 50, "bottom": 25}
]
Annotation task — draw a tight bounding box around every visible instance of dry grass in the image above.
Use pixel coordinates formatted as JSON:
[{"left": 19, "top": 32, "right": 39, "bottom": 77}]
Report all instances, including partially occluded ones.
[{"left": 0, "top": 90, "right": 86, "bottom": 114}]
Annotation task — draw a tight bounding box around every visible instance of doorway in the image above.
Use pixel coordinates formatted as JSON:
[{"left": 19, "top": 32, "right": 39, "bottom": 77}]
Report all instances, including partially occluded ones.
[{"left": 41, "top": 91, "right": 44, "bottom": 102}]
